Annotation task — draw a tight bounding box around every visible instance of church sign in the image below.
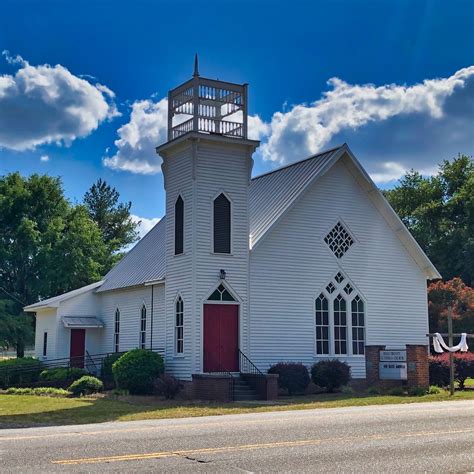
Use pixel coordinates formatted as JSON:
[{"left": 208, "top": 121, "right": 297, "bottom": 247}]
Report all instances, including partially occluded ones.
[{"left": 379, "top": 350, "right": 407, "bottom": 380}]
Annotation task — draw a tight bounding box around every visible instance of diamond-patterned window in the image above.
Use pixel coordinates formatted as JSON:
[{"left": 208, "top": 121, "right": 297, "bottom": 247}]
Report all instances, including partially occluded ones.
[
  {"left": 344, "top": 283, "right": 353, "bottom": 295},
  {"left": 324, "top": 222, "right": 354, "bottom": 259},
  {"left": 334, "top": 272, "right": 345, "bottom": 284},
  {"left": 326, "top": 282, "right": 336, "bottom": 294}
]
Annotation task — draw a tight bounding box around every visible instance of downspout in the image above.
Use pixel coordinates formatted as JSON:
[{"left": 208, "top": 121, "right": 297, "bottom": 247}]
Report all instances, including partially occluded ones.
[{"left": 150, "top": 285, "right": 154, "bottom": 350}]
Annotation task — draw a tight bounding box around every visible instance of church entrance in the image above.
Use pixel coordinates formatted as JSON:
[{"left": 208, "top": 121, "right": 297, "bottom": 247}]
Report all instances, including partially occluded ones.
[
  {"left": 70, "top": 329, "right": 86, "bottom": 368},
  {"left": 203, "top": 303, "right": 239, "bottom": 372}
]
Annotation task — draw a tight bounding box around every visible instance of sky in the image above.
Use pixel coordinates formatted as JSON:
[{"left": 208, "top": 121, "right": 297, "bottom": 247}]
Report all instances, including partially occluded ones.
[{"left": 1, "top": 0, "right": 473, "bottom": 238}]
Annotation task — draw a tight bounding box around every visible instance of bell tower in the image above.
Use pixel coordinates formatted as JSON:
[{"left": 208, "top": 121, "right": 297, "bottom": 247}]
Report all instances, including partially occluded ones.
[{"left": 157, "top": 58, "right": 259, "bottom": 377}]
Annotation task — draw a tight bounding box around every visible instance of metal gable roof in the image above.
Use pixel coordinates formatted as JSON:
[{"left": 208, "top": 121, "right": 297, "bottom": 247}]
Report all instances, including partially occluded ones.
[
  {"left": 249, "top": 146, "right": 343, "bottom": 247},
  {"left": 96, "top": 217, "right": 166, "bottom": 292},
  {"left": 68, "top": 143, "right": 438, "bottom": 295},
  {"left": 24, "top": 281, "right": 104, "bottom": 311}
]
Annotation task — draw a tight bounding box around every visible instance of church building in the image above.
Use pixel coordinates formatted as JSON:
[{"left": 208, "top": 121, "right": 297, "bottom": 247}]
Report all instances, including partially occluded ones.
[{"left": 26, "top": 61, "right": 440, "bottom": 397}]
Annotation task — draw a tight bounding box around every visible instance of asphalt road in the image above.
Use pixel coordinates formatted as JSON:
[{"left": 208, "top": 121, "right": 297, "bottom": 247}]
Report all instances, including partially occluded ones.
[{"left": 1, "top": 400, "right": 473, "bottom": 473}]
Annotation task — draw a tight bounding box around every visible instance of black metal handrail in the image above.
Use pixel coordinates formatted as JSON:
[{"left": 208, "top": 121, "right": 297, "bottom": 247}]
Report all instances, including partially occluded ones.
[{"left": 239, "top": 350, "right": 263, "bottom": 375}]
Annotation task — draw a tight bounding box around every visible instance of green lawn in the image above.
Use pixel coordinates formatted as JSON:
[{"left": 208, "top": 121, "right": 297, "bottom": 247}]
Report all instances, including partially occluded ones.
[{"left": 1, "top": 390, "right": 473, "bottom": 429}]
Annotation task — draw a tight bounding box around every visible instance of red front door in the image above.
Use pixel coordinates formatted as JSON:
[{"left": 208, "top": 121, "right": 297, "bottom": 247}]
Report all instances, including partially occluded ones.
[
  {"left": 203, "top": 304, "right": 238, "bottom": 372},
  {"left": 70, "top": 329, "right": 86, "bottom": 368}
]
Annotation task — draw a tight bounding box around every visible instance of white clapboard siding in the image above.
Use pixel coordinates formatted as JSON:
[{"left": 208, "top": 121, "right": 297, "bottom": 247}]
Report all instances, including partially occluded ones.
[
  {"left": 193, "top": 142, "right": 250, "bottom": 368},
  {"left": 163, "top": 145, "right": 195, "bottom": 379},
  {"left": 249, "top": 157, "right": 429, "bottom": 378},
  {"left": 34, "top": 309, "right": 57, "bottom": 361},
  {"left": 54, "top": 289, "right": 102, "bottom": 360}
]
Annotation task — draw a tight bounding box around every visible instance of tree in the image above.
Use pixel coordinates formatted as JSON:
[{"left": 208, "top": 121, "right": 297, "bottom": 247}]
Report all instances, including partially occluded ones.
[
  {"left": 428, "top": 278, "right": 474, "bottom": 349},
  {"left": 0, "top": 299, "right": 34, "bottom": 356},
  {"left": 0, "top": 173, "right": 108, "bottom": 356},
  {"left": 83, "top": 179, "right": 138, "bottom": 269},
  {"left": 384, "top": 155, "right": 474, "bottom": 285}
]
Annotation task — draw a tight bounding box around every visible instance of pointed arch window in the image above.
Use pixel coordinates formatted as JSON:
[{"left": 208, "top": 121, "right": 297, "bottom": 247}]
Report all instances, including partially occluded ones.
[
  {"left": 334, "top": 295, "right": 347, "bottom": 355},
  {"left": 315, "top": 274, "right": 365, "bottom": 357},
  {"left": 114, "top": 308, "right": 120, "bottom": 353},
  {"left": 208, "top": 284, "right": 236, "bottom": 302},
  {"left": 175, "top": 296, "right": 184, "bottom": 354},
  {"left": 140, "top": 304, "right": 147, "bottom": 349},
  {"left": 175, "top": 195, "right": 184, "bottom": 255},
  {"left": 351, "top": 296, "right": 365, "bottom": 355},
  {"left": 315, "top": 294, "right": 329, "bottom": 355},
  {"left": 213, "top": 193, "right": 231, "bottom": 254}
]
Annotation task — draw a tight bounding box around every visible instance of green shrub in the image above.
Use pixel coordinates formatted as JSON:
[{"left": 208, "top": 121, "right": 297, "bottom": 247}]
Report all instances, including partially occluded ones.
[
  {"left": 429, "top": 356, "right": 450, "bottom": 387},
  {"left": 408, "top": 386, "right": 426, "bottom": 397},
  {"left": 340, "top": 385, "right": 355, "bottom": 395},
  {"left": 427, "top": 385, "right": 442, "bottom": 394},
  {"left": 5, "top": 387, "right": 70, "bottom": 397},
  {"left": 268, "top": 362, "right": 310, "bottom": 395},
  {"left": 0, "top": 357, "right": 43, "bottom": 388},
  {"left": 101, "top": 352, "right": 123, "bottom": 380},
  {"left": 310, "top": 360, "right": 351, "bottom": 392},
  {"left": 112, "top": 349, "right": 164, "bottom": 395},
  {"left": 39, "top": 367, "right": 87, "bottom": 382},
  {"left": 367, "top": 387, "right": 381, "bottom": 395},
  {"left": 387, "top": 386, "right": 405, "bottom": 396},
  {"left": 68, "top": 376, "right": 103, "bottom": 396},
  {"left": 154, "top": 374, "right": 183, "bottom": 399},
  {"left": 454, "top": 353, "right": 474, "bottom": 390}
]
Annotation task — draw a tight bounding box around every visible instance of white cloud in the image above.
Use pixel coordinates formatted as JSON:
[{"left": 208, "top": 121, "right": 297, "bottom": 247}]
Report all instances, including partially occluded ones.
[
  {"left": 103, "top": 98, "right": 167, "bottom": 174},
  {"left": 260, "top": 66, "right": 474, "bottom": 165},
  {"left": 0, "top": 51, "right": 119, "bottom": 151},
  {"left": 248, "top": 114, "right": 271, "bottom": 141},
  {"left": 131, "top": 214, "right": 161, "bottom": 239},
  {"left": 39, "top": 154, "right": 49, "bottom": 162}
]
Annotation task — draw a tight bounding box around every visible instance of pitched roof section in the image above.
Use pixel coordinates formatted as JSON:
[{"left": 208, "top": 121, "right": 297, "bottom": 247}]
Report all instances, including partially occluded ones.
[
  {"left": 249, "top": 146, "right": 344, "bottom": 247},
  {"left": 80, "top": 143, "right": 439, "bottom": 295},
  {"left": 24, "top": 281, "right": 104, "bottom": 311},
  {"left": 97, "top": 217, "right": 166, "bottom": 292}
]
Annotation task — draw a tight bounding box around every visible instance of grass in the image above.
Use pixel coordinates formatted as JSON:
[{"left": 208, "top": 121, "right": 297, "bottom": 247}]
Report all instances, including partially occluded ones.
[{"left": 1, "top": 390, "right": 474, "bottom": 429}]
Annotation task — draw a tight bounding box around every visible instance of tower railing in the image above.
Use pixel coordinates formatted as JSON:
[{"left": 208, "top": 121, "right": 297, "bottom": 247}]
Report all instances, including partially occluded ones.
[{"left": 168, "top": 64, "right": 248, "bottom": 141}]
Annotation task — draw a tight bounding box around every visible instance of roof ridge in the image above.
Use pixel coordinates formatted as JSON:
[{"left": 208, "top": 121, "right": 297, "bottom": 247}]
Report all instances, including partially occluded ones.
[{"left": 251, "top": 144, "right": 344, "bottom": 181}]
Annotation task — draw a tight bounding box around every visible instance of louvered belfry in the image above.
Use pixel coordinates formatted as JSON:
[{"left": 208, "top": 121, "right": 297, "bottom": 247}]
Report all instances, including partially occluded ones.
[{"left": 167, "top": 55, "right": 248, "bottom": 141}]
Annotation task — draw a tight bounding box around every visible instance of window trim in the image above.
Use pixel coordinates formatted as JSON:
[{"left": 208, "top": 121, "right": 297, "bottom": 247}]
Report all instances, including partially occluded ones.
[
  {"left": 315, "top": 294, "right": 330, "bottom": 355},
  {"left": 175, "top": 295, "right": 184, "bottom": 356},
  {"left": 174, "top": 194, "right": 184, "bottom": 256},
  {"left": 42, "top": 331, "right": 48, "bottom": 357},
  {"left": 139, "top": 304, "right": 147, "bottom": 349},
  {"left": 320, "top": 218, "right": 358, "bottom": 261},
  {"left": 314, "top": 273, "right": 366, "bottom": 358},
  {"left": 211, "top": 191, "right": 233, "bottom": 255},
  {"left": 114, "top": 308, "right": 120, "bottom": 353}
]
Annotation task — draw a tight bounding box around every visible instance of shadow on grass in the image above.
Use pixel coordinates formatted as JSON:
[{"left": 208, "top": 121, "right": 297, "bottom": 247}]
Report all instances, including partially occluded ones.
[
  {"left": 1, "top": 390, "right": 472, "bottom": 429},
  {"left": 0, "top": 393, "right": 366, "bottom": 429}
]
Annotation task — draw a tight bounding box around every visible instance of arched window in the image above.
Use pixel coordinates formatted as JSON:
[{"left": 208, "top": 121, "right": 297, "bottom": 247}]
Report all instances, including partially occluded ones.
[
  {"left": 208, "top": 284, "right": 236, "bottom": 302},
  {"left": 213, "top": 193, "right": 231, "bottom": 254},
  {"left": 114, "top": 308, "right": 120, "bottom": 353},
  {"left": 351, "top": 296, "right": 365, "bottom": 355},
  {"left": 315, "top": 294, "right": 329, "bottom": 355},
  {"left": 334, "top": 295, "right": 347, "bottom": 355},
  {"left": 140, "top": 304, "right": 147, "bottom": 349},
  {"left": 175, "top": 195, "right": 184, "bottom": 255},
  {"left": 175, "top": 296, "right": 184, "bottom": 354}
]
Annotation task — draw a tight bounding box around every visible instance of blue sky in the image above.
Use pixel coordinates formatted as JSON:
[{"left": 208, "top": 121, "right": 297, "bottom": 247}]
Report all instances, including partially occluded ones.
[{"left": 1, "top": 0, "right": 473, "bottom": 236}]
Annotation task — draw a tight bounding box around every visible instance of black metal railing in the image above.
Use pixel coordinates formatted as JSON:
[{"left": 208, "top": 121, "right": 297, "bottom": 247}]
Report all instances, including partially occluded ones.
[
  {"left": 239, "top": 350, "right": 263, "bottom": 376},
  {"left": 0, "top": 348, "right": 165, "bottom": 388}
]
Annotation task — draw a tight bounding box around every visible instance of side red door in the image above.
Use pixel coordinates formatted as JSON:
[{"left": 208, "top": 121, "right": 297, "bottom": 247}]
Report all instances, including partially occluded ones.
[
  {"left": 203, "top": 304, "right": 238, "bottom": 372},
  {"left": 70, "top": 329, "right": 86, "bottom": 368}
]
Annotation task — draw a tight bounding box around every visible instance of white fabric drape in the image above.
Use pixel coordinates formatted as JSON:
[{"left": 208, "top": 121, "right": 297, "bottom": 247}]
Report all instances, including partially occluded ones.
[{"left": 432, "top": 332, "right": 469, "bottom": 353}]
